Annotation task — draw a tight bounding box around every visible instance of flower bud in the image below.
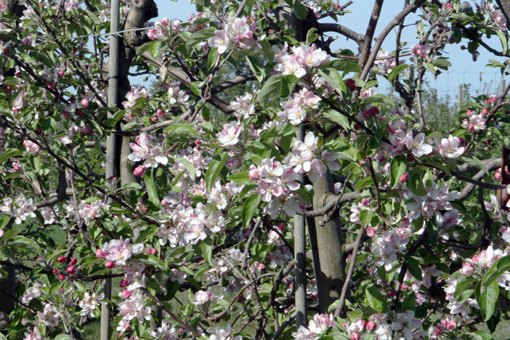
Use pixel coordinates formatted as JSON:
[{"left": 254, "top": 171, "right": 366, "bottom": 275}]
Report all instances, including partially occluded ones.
[
  {"left": 350, "top": 332, "right": 361, "bottom": 340},
  {"left": 58, "top": 273, "right": 65, "bottom": 280},
  {"left": 460, "top": 262, "right": 475, "bottom": 276},
  {"left": 133, "top": 166, "right": 146, "bottom": 177},
  {"left": 67, "top": 265, "right": 75, "bottom": 274},
  {"left": 346, "top": 78, "right": 356, "bottom": 91},
  {"left": 80, "top": 99, "right": 89, "bottom": 108},
  {"left": 366, "top": 320, "right": 377, "bottom": 331},
  {"left": 58, "top": 256, "right": 66, "bottom": 263},
  {"left": 366, "top": 226, "right": 376, "bottom": 238},
  {"left": 121, "top": 289, "right": 132, "bottom": 299},
  {"left": 96, "top": 249, "right": 106, "bottom": 259},
  {"left": 361, "top": 198, "right": 369, "bottom": 207},
  {"left": 105, "top": 261, "right": 115, "bottom": 269},
  {"left": 119, "top": 279, "right": 129, "bottom": 287},
  {"left": 400, "top": 173, "right": 408, "bottom": 183},
  {"left": 70, "top": 258, "right": 77, "bottom": 265}
]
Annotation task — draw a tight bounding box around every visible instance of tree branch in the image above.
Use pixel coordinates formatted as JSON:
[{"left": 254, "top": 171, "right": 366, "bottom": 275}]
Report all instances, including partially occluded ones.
[{"left": 319, "top": 23, "right": 364, "bottom": 45}]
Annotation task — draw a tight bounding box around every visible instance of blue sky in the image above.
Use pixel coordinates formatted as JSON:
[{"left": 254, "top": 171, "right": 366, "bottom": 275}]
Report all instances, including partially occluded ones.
[{"left": 149, "top": 0, "right": 508, "bottom": 103}]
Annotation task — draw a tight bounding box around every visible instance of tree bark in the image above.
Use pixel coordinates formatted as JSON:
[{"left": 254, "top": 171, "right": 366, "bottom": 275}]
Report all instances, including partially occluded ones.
[{"left": 312, "top": 173, "right": 347, "bottom": 313}]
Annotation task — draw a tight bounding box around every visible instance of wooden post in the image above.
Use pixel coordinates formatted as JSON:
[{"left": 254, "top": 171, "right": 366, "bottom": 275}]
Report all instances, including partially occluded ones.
[
  {"left": 457, "top": 84, "right": 463, "bottom": 112},
  {"left": 102, "top": 0, "right": 120, "bottom": 337},
  {"left": 275, "top": 3, "right": 307, "bottom": 327}
]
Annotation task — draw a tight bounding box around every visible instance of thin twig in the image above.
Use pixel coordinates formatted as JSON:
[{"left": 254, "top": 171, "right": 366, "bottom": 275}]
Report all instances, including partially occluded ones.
[{"left": 334, "top": 226, "right": 365, "bottom": 317}]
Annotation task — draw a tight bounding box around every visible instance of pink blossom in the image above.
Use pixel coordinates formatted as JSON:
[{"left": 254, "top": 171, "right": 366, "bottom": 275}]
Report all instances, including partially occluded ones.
[
  {"left": 411, "top": 44, "right": 431, "bottom": 57},
  {"left": 217, "top": 122, "right": 242, "bottom": 147},
  {"left": 437, "top": 134, "right": 465, "bottom": 158},
  {"left": 23, "top": 140, "right": 40, "bottom": 155},
  {"left": 209, "top": 30, "right": 230, "bottom": 54}
]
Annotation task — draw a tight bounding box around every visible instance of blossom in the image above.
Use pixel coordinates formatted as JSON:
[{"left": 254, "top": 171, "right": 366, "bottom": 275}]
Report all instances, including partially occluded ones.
[
  {"left": 100, "top": 237, "right": 144, "bottom": 267},
  {"left": 209, "top": 30, "right": 230, "bottom": 54},
  {"left": 375, "top": 50, "right": 396, "bottom": 70},
  {"left": 403, "top": 129, "right": 433, "bottom": 157},
  {"left": 411, "top": 44, "right": 431, "bottom": 57},
  {"left": 217, "top": 122, "right": 242, "bottom": 146},
  {"left": 208, "top": 324, "right": 242, "bottom": 340},
  {"left": 390, "top": 310, "right": 422, "bottom": 340},
  {"left": 128, "top": 133, "right": 168, "bottom": 168},
  {"left": 437, "top": 135, "right": 465, "bottom": 158},
  {"left": 23, "top": 140, "right": 40, "bottom": 155},
  {"left": 79, "top": 291, "right": 104, "bottom": 318}
]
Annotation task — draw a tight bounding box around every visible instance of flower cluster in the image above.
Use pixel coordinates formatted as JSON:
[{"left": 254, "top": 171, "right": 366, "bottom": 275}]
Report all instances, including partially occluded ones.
[
  {"left": 278, "top": 88, "right": 321, "bottom": 125},
  {"left": 375, "top": 51, "right": 397, "bottom": 70},
  {"left": 78, "top": 200, "right": 108, "bottom": 225},
  {"left": 1, "top": 194, "right": 37, "bottom": 225},
  {"left": 292, "top": 313, "right": 335, "bottom": 339},
  {"left": 96, "top": 237, "right": 144, "bottom": 267},
  {"left": 230, "top": 92, "right": 255, "bottom": 120},
  {"left": 122, "top": 85, "right": 149, "bottom": 109},
  {"left": 285, "top": 131, "right": 340, "bottom": 182},
  {"left": 79, "top": 291, "right": 104, "bottom": 318},
  {"left": 128, "top": 132, "right": 168, "bottom": 172},
  {"left": 373, "top": 229, "right": 409, "bottom": 270},
  {"left": 405, "top": 184, "right": 460, "bottom": 223},
  {"left": 274, "top": 43, "right": 329, "bottom": 78},
  {"left": 208, "top": 17, "right": 257, "bottom": 54}
]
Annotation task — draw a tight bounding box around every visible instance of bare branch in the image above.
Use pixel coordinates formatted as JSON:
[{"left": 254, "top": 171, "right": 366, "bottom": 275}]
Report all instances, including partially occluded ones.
[
  {"left": 334, "top": 227, "right": 365, "bottom": 317},
  {"left": 361, "top": 0, "right": 428, "bottom": 80},
  {"left": 319, "top": 23, "right": 364, "bottom": 45}
]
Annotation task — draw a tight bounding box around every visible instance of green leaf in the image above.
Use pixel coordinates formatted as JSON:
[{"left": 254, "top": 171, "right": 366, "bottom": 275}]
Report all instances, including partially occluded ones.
[
  {"left": 323, "top": 110, "right": 351, "bottom": 131},
  {"left": 496, "top": 30, "right": 508, "bottom": 56},
  {"left": 227, "top": 171, "right": 252, "bottom": 184},
  {"left": 431, "top": 57, "right": 452, "bottom": 70},
  {"left": 54, "top": 335, "right": 71, "bottom": 340},
  {"left": 387, "top": 64, "right": 409, "bottom": 83},
  {"left": 122, "top": 182, "right": 142, "bottom": 190},
  {"left": 365, "top": 285, "right": 388, "bottom": 313},
  {"left": 205, "top": 153, "right": 229, "bottom": 193},
  {"left": 0, "top": 214, "right": 11, "bottom": 230},
  {"left": 185, "top": 26, "right": 216, "bottom": 50},
  {"left": 318, "top": 68, "right": 345, "bottom": 93},
  {"left": 359, "top": 210, "right": 373, "bottom": 227},
  {"left": 144, "top": 169, "right": 161, "bottom": 209},
  {"left": 293, "top": 1, "right": 308, "bottom": 20},
  {"left": 259, "top": 40, "right": 275, "bottom": 62},
  {"left": 164, "top": 123, "right": 199, "bottom": 139},
  {"left": 475, "top": 280, "right": 499, "bottom": 321},
  {"left": 306, "top": 27, "right": 319, "bottom": 45},
  {"left": 177, "top": 157, "right": 196, "bottom": 180},
  {"left": 246, "top": 56, "right": 266, "bottom": 83},
  {"left": 150, "top": 40, "right": 162, "bottom": 59},
  {"left": 402, "top": 293, "right": 416, "bottom": 312},
  {"left": 460, "top": 155, "right": 489, "bottom": 175},
  {"left": 190, "top": 81, "right": 202, "bottom": 96},
  {"left": 9, "top": 236, "right": 41, "bottom": 253},
  {"left": 201, "top": 237, "right": 214, "bottom": 266},
  {"left": 331, "top": 60, "right": 362, "bottom": 73},
  {"left": 482, "top": 256, "right": 510, "bottom": 288},
  {"left": 404, "top": 256, "right": 422, "bottom": 281},
  {"left": 242, "top": 194, "right": 261, "bottom": 228},
  {"left": 455, "top": 275, "right": 476, "bottom": 298},
  {"left": 0, "top": 149, "right": 21, "bottom": 163},
  {"left": 390, "top": 155, "right": 407, "bottom": 189},
  {"left": 138, "top": 255, "right": 167, "bottom": 272},
  {"left": 355, "top": 177, "right": 374, "bottom": 192},
  {"left": 280, "top": 75, "right": 299, "bottom": 98},
  {"left": 258, "top": 74, "right": 284, "bottom": 107}
]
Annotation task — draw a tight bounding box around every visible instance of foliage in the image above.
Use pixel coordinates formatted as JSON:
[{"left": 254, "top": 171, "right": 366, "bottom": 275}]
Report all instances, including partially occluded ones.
[{"left": 2, "top": 0, "right": 510, "bottom": 340}]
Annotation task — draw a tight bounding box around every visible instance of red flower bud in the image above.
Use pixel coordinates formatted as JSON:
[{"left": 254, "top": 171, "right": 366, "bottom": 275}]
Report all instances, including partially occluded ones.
[{"left": 67, "top": 265, "right": 75, "bottom": 274}]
